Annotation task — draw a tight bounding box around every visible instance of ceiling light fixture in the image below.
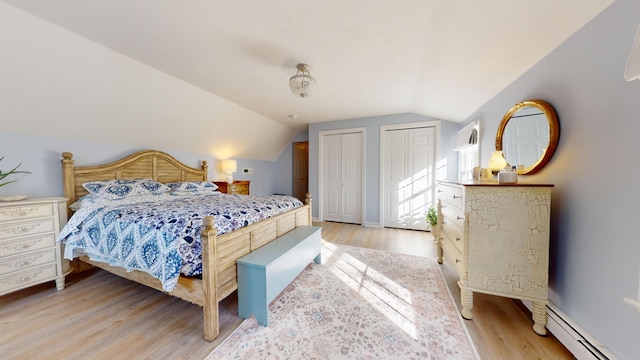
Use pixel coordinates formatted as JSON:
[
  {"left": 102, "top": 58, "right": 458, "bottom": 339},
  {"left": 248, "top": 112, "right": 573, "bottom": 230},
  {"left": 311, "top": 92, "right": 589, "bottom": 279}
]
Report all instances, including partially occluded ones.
[{"left": 289, "top": 63, "right": 316, "bottom": 98}]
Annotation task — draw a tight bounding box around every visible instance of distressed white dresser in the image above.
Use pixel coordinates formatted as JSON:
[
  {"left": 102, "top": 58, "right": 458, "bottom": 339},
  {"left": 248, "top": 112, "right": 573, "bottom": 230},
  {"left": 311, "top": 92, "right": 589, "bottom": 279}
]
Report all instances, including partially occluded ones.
[
  {"left": 0, "top": 197, "right": 70, "bottom": 296},
  {"left": 436, "top": 181, "right": 553, "bottom": 335}
]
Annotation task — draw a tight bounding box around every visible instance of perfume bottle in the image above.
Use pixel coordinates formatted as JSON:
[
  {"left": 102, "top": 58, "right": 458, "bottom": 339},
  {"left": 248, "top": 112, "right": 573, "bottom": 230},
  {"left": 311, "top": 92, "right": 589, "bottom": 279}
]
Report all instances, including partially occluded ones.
[{"left": 498, "top": 166, "right": 518, "bottom": 184}]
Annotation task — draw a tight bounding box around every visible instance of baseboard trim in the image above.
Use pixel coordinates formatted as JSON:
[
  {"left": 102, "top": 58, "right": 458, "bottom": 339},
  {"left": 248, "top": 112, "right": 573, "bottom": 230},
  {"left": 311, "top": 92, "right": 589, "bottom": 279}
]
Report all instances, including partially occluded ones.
[{"left": 521, "top": 301, "right": 617, "bottom": 360}]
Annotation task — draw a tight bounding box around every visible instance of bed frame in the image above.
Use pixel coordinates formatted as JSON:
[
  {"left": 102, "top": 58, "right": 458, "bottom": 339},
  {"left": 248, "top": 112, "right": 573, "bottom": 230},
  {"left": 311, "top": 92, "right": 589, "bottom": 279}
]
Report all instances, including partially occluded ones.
[{"left": 61, "top": 150, "right": 312, "bottom": 341}]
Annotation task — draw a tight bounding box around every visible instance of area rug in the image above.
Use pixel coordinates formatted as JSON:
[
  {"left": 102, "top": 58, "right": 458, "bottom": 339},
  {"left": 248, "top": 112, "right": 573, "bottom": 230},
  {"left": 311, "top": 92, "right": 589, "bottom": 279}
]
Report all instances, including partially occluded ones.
[{"left": 207, "top": 242, "right": 479, "bottom": 360}]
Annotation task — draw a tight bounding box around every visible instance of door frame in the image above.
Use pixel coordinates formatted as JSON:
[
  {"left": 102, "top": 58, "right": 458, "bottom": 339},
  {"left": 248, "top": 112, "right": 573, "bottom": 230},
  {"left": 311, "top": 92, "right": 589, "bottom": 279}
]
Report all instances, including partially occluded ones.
[
  {"left": 379, "top": 121, "right": 440, "bottom": 228},
  {"left": 318, "top": 127, "right": 366, "bottom": 224},
  {"left": 292, "top": 141, "right": 309, "bottom": 202}
]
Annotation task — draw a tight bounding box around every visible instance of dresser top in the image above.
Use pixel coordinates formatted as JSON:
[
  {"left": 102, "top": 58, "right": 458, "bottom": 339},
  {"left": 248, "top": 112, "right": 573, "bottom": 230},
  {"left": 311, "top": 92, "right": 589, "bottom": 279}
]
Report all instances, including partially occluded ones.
[
  {"left": 0, "top": 197, "right": 68, "bottom": 207},
  {"left": 438, "top": 180, "right": 554, "bottom": 187}
]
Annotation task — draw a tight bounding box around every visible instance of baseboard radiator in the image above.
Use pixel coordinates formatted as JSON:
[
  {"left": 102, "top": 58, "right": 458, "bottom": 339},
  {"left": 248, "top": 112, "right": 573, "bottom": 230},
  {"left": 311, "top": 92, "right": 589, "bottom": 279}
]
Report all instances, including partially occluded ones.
[{"left": 523, "top": 302, "right": 618, "bottom": 360}]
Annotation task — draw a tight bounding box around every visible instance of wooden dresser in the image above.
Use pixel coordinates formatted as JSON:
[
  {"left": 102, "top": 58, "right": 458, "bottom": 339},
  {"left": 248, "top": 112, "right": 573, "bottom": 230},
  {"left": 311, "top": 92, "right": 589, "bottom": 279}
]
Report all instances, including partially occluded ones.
[
  {"left": 214, "top": 180, "right": 250, "bottom": 195},
  {"left": 0, "top": 197, "right": 70, "bottom": 296},
  {"left": 436, "top": 180, "right": 553, "bottom": 335}
]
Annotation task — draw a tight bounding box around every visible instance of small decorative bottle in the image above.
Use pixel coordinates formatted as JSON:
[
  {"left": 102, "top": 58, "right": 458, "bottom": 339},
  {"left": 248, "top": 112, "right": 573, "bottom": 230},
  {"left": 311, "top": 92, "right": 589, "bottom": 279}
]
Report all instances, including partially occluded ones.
[{"left": 498, "top": 166, "right": 518, "bottom": 184}]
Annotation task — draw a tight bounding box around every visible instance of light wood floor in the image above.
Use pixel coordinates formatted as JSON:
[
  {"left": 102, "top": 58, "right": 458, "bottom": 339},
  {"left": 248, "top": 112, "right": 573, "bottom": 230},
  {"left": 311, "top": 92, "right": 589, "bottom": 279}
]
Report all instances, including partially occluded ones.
[
  {"left": 319, "top": 221, "right": 574, "bottom": 360},
  {"left": 0, "top": 222, "right": 573, "bottom": 359}
]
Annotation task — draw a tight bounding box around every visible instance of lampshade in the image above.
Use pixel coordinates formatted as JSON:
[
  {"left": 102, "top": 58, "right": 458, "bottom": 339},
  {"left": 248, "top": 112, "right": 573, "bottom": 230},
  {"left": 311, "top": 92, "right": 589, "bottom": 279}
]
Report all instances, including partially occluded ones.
[
  {"left": 625, "top": 24, "right": 640, "bottom": 81},
  {"left": 221, "top": 159, "right": 237, "bottom": 173},
  {"left": 487, "top": 151, "right": 508, "bottom": 174},
  {"left": 289, "top": 63, "right": 316, "bottom": 98}
]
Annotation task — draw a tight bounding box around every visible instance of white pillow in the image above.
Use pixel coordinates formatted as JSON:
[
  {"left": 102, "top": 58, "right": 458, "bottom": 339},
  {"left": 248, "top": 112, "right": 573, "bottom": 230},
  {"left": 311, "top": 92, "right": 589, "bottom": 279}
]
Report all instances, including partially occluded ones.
[{"left": 69, "top": 194, "right": 102, "bottom": 211}]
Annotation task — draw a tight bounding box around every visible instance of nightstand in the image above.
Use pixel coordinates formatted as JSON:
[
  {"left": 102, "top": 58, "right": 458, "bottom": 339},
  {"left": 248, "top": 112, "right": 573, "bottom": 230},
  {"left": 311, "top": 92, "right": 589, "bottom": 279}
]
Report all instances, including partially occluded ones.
[
  {"left": 214, "top": 180, "right": 250, "bottom": 195},
  {"left": 0, "top": 197, "right": 71, "bottom": 296}
]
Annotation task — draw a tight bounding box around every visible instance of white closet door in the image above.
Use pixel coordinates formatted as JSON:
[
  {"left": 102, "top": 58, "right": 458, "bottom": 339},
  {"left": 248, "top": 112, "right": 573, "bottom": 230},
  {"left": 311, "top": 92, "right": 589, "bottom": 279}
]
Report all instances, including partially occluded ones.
[
  {"left": 340, "top": 133, "right": 362, "bottom": 224},
  {"left": 383, "top": 127, "right": 435, "bottom": 230},
  {"left": 322, "top": 132, "right": 362, "bottom": 224},
  {"left": 323, "top": 134, "right": 343, "bottom": 222}
]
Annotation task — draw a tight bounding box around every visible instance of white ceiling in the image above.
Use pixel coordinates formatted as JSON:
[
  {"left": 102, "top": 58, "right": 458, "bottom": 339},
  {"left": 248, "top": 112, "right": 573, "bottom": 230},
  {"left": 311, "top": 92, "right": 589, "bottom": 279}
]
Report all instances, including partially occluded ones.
[{"left": 2, "top": 0, "right": 613, "bottom": 130}]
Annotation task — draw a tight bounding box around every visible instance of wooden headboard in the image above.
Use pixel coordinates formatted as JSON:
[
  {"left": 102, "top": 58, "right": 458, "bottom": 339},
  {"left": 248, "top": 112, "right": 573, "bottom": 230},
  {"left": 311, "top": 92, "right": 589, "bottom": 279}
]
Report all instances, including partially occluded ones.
[{"left": 61, "top": 150, "right": 208, "bottom": 214}]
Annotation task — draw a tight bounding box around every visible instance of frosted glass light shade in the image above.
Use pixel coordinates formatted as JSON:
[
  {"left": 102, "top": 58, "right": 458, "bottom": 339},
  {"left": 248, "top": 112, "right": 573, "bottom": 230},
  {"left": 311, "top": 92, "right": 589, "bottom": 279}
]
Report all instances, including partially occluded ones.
[
  {"left": 221, "top": 160, "right": 237, "bottom": 173},
  {"left": 289, "top": 63, "right": 316, "bottom": 98}
]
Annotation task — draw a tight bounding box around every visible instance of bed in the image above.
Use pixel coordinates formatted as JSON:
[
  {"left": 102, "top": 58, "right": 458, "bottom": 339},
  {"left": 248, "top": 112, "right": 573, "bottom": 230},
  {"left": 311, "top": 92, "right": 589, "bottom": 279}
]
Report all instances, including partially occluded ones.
[{"left": 59, "top": 150, "right": 312, "bottom": 341}]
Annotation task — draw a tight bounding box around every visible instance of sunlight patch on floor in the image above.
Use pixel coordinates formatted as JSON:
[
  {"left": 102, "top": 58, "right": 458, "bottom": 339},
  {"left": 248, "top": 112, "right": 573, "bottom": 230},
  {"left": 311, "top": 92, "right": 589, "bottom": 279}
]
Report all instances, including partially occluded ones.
[{"left": 323, "top": 242, "right": 418, "bottom": 339}]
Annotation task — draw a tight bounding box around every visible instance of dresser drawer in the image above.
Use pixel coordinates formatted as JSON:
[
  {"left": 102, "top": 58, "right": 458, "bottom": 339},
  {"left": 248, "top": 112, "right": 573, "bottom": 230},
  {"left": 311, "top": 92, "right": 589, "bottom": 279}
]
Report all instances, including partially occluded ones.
[
  {"left": 0, "top": 234, "right": 56, "bottom": 258},
  {"left": 0, "top": 203, "right": 53, "bottom": 222},
  {"left": 440, "top": 204, "right": 465, "bottom": 230},
  {"left": 438, "top": 183, "right": 463, "bottom": 210},
  {"left": 441, "top": 236, "right": 464, "bottom": 276},
  {"left": 440, "top": 225, "right": 464, "bottom": 254},
  {"left": 229, "top": 184, "right": 248, "bottom": 193},
  {"left": 0, "top": 263, "right": 58, "bottom": 294},
  {"left": 0, "top": 248, "right": 58, "bottom": 276},
  {"left": 0, "top": 218, "right": 55, "bottom": 241}
]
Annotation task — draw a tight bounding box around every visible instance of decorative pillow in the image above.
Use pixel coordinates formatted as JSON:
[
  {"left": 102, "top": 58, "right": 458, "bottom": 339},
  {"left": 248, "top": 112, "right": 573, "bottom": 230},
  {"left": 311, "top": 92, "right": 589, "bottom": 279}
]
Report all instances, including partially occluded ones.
[
  {"left": 69, "top": 194, "right": 102, "bottom": 211},
  {"left": 166, "top": 181, "right": 218, "bottom": 192},
  {"left": 82, "top": 179, "right": 171, "bottom": 199}
]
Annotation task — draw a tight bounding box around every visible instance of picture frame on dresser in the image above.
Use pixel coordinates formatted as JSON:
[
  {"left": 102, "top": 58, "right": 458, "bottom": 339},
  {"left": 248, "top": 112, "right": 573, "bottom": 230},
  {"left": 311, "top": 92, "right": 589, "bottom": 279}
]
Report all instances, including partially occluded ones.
[{"left": 0, "top": 197, "right": 71, "bottom": 296}]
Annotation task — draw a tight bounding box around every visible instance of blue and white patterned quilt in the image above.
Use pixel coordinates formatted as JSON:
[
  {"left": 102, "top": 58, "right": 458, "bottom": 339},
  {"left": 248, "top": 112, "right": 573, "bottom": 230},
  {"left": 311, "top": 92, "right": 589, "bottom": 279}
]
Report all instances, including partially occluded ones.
[{"left": 58, "top": 192, "right": 304, "bottom": 291}]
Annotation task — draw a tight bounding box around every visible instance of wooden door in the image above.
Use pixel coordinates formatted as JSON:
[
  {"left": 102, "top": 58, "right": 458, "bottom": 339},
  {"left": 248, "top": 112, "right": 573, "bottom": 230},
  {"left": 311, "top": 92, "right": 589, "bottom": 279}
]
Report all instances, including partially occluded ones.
[{"left": 292, "top": 141, "right": 309, "bottom": 202}]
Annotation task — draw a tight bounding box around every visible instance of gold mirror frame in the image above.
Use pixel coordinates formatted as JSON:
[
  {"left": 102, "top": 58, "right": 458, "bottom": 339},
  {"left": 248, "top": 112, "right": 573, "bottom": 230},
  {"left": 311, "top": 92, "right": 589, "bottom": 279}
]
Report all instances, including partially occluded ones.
[{"left": 495, "top": 99, "right": 560, "bottom": 175}]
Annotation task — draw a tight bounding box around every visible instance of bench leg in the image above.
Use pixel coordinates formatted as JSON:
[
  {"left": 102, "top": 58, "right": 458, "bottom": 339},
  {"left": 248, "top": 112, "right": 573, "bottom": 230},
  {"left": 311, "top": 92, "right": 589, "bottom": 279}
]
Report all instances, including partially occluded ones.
[
  {"left": 314, "top": 252, "right": 322, "bottom": 264},
  {"left": 255, "top": 304, "right": 269, "bottom": 327}
]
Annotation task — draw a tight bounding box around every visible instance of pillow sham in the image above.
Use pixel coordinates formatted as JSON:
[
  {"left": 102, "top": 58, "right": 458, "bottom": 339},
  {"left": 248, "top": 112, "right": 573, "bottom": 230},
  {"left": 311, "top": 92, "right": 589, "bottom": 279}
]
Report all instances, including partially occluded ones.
[
  {"left": 166, "top": 181, "right": 218, "bottom": 192},
  {"left": 82, "top": 179, "right": 171, "bottom": 199},
  {"left": 69, "top": 194, "right": 102, "bottom": 211}
]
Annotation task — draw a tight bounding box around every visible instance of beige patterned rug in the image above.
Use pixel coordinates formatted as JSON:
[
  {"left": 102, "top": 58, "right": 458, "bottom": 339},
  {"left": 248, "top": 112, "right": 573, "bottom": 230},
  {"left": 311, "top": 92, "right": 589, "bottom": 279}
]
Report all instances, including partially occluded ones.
[{"left": 207, "top": 242, "right": 479, "bottom": 360}]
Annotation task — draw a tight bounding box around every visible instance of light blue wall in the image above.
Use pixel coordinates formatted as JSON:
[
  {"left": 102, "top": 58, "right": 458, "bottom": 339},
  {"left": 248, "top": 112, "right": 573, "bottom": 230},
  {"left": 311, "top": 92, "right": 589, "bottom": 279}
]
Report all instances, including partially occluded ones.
[
  {"left": 0, "top": 132, "right": 282, "bottom": 198},
  {"left": 459, "top": 0, "right": 640, "bottom": 357},
  {"left": 272, "top": 130, "right": 309, "bottom": 196},
  {"left": 308, "top": 113, "right": 458, "bottom": 226}
]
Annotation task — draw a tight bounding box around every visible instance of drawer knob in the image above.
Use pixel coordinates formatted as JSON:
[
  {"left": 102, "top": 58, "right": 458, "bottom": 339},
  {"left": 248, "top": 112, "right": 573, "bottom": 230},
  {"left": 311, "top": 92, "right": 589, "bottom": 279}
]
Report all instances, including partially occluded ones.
[
  {"left": 455, "top": 258, "right": 461, "bottom": 263},
  {"left": 453, "top": 195, "right": 461, "bottom": 199},
  {"left": 456, "top": 237, "right": 461, "bottom": 242},
  {"left": 456, "top": 216, "right": 464, "bottom": 220}
]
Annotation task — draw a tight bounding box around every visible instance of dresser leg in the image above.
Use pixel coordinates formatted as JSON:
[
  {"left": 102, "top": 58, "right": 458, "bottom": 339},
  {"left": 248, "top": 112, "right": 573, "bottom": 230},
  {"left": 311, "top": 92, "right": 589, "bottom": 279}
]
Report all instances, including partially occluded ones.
[
  {"left": 436, "top": 244, "right": 443, "bottom": 264},
  {"left": 55, "top": 277, "right": 66, "bottom": 291},
  {"left": 532, "top": 301, "right": 548, "bottom": 335},
  {"left": 460, "top": 286, "right": 473, "bottom": 319}
]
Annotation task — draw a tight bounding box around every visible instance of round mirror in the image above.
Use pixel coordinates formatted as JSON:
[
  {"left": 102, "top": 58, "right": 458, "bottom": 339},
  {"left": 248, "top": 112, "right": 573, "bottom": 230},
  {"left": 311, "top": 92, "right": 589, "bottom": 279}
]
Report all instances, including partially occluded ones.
[{"left": 495, "top": 100, "right": 559, "bottom": 175}]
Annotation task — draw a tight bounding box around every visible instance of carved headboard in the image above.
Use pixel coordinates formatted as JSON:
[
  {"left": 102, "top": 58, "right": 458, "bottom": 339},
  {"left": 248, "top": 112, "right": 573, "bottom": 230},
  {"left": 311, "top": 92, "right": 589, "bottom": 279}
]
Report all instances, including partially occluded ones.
[{"left": 61, "top": 150, "right": 208, "bottom": 215}]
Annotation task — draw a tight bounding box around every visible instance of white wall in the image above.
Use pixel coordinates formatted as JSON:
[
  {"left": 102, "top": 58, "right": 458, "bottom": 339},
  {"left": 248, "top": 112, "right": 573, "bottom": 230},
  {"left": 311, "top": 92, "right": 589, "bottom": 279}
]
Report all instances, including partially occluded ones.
[
  {"left": 459, "top": 0, "right": 640, "bottom": 357},
  {"left": 0, "top": 2, "right": 297, "bottom": 162}
]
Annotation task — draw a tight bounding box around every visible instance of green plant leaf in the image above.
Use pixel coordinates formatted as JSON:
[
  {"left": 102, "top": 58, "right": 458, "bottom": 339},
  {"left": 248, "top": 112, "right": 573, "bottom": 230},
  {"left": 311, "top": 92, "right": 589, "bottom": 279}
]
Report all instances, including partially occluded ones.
[{"left": 0, "top": 156, "right": 31, "bottom": 187}]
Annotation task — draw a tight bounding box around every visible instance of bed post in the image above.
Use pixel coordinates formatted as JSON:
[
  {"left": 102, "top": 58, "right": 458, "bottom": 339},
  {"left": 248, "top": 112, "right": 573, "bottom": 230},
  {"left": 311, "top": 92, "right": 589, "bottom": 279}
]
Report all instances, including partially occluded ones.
[
  {"left": 201, "top": 160, "right": 208, "bottom": 181},
  {"left": 61, "top": 152, "right": 75, "bottom": 217},
  {"left": 201, "top": 215, "right": 219, "bottom": 341},
  {"left": 305, "top": 192, "right": 312, "bottom": 225}
]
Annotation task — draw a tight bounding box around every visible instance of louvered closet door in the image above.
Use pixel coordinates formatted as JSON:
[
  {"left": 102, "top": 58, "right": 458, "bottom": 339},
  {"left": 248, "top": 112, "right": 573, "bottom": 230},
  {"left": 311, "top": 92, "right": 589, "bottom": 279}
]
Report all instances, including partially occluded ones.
[
  {"left": 322, "top": 132, "right": 362, "bottom": 224},
  {"left": 383, "top": 127, "right": 435, "bottom": 230}
]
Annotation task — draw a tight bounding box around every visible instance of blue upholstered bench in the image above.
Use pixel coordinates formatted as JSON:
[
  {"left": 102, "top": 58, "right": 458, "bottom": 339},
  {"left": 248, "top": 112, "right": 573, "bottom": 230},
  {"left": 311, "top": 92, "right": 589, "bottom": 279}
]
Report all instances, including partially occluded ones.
[{"left": 236, "top": 225, "right": 322, "bottom": 326}]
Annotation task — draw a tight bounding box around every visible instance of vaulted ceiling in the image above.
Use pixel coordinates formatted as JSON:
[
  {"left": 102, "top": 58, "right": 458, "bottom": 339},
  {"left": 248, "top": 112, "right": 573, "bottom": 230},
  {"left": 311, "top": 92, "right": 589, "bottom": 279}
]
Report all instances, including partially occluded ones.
[{"left": 1, "top": 0, "right": 613, "bottom": 159}]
